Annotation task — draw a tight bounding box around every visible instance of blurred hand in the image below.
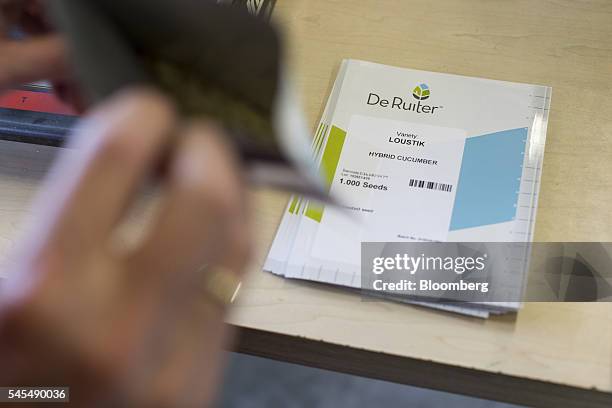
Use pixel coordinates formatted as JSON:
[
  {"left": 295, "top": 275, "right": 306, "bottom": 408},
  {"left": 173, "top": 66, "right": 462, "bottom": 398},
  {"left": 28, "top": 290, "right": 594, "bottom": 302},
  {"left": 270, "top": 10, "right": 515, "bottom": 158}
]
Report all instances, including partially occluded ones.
[
  {"left": 0, "top": 89, "right": 251, "bottom": 406},
  {"left": 0, "top": 0, "right": 68, "bottom": 88}
]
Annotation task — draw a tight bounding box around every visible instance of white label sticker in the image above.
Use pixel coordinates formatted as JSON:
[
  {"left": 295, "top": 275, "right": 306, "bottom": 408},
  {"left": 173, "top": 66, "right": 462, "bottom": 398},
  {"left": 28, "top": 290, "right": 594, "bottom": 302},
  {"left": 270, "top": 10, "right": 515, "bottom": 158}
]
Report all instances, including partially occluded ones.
[{"left": 311, "top": 114, "right": 466, "bottom": 265}]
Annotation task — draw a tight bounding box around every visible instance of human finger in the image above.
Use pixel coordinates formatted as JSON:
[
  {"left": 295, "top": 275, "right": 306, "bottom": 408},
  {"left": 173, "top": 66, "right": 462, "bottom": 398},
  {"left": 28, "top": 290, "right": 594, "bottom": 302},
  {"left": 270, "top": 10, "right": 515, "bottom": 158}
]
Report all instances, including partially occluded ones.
[
  {"left": 36, "top": 88, "right": 175, "bottom": 255},
  {"left": 128, "top": 121, "right": 248, "bottom": 288}
]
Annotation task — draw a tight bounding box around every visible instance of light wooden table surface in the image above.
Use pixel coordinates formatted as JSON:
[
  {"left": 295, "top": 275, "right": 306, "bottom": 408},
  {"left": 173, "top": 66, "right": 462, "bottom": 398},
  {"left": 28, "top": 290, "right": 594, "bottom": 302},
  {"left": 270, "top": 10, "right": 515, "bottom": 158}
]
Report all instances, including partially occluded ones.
[{"left": 1, "top": 0, "right": 612, "bottom": 407}]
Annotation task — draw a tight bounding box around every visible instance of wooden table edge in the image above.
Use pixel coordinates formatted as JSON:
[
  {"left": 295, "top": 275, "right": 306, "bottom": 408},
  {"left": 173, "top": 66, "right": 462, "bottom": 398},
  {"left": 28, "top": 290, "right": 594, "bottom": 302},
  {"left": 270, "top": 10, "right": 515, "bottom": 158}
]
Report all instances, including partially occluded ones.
[{"left": 232, "top": 326, "right": 612, "bottom": 408}]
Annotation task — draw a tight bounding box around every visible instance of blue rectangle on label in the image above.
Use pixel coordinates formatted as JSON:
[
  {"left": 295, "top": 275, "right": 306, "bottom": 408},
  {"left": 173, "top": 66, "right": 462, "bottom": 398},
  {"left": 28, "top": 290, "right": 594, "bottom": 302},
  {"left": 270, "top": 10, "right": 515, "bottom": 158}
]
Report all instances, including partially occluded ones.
[{"left": 450, "top": 128, "right": 527, "bottom": 230}]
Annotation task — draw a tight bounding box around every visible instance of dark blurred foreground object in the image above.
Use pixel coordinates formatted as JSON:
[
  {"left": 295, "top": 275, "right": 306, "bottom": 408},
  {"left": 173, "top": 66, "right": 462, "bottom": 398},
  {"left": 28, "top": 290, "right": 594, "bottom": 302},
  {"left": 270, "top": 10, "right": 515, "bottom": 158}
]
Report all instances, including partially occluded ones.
[
  {"left": 0, "top": 0, "right": 274, "bottom": 149},
  {"left": 50, "top": 0, "right": 281, "bottom": 161},
  {"left": 1, "top": 0, "right": 323, "bottom": 195},
  {"left": 49, "top": 0, "right": 323, "bottom": 195}
]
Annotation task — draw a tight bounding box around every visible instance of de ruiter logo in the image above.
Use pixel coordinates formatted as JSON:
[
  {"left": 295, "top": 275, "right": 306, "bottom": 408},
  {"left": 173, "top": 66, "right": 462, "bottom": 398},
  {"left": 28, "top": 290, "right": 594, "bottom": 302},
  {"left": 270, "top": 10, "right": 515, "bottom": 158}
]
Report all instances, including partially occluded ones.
[
  {"left": 367, "top": 82, "right": 442, "bottom": 114},
  {"left": 412, "top": 83, "right": 430, "bottom": 100}
]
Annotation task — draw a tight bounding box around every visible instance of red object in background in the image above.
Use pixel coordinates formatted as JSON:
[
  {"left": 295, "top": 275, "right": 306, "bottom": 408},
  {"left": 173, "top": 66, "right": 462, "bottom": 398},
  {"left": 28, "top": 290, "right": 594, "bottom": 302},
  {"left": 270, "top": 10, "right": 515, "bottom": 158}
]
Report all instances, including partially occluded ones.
[
  {"left": 0, "top": 86, "right": 78, "bottom": 146},
  {"left": 0, "top": 89, "right": 76, "bottom": 116}
]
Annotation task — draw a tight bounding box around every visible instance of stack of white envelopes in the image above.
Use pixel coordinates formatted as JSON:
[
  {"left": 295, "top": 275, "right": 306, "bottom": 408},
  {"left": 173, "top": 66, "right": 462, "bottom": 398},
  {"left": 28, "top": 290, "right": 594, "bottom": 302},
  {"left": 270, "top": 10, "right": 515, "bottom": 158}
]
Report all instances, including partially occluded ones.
[{"left": 265, "top": 59, "right": 551, "bottom": 317}]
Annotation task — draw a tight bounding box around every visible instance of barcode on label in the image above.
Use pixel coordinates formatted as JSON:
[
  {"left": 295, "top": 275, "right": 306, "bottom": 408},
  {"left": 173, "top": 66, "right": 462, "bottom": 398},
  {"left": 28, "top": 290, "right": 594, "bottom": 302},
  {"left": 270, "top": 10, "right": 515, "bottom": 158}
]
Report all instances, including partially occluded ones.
[{"left": 409, "top": 179, "right": 453, "bottom": 192}]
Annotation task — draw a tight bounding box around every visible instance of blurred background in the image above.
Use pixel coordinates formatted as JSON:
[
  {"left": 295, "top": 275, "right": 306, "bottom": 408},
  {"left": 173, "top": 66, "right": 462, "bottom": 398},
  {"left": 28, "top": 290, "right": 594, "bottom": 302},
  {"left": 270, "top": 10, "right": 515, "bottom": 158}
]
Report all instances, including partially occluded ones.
[{"left": 217, "top": 353, "right": 524, "bottom": 408}]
